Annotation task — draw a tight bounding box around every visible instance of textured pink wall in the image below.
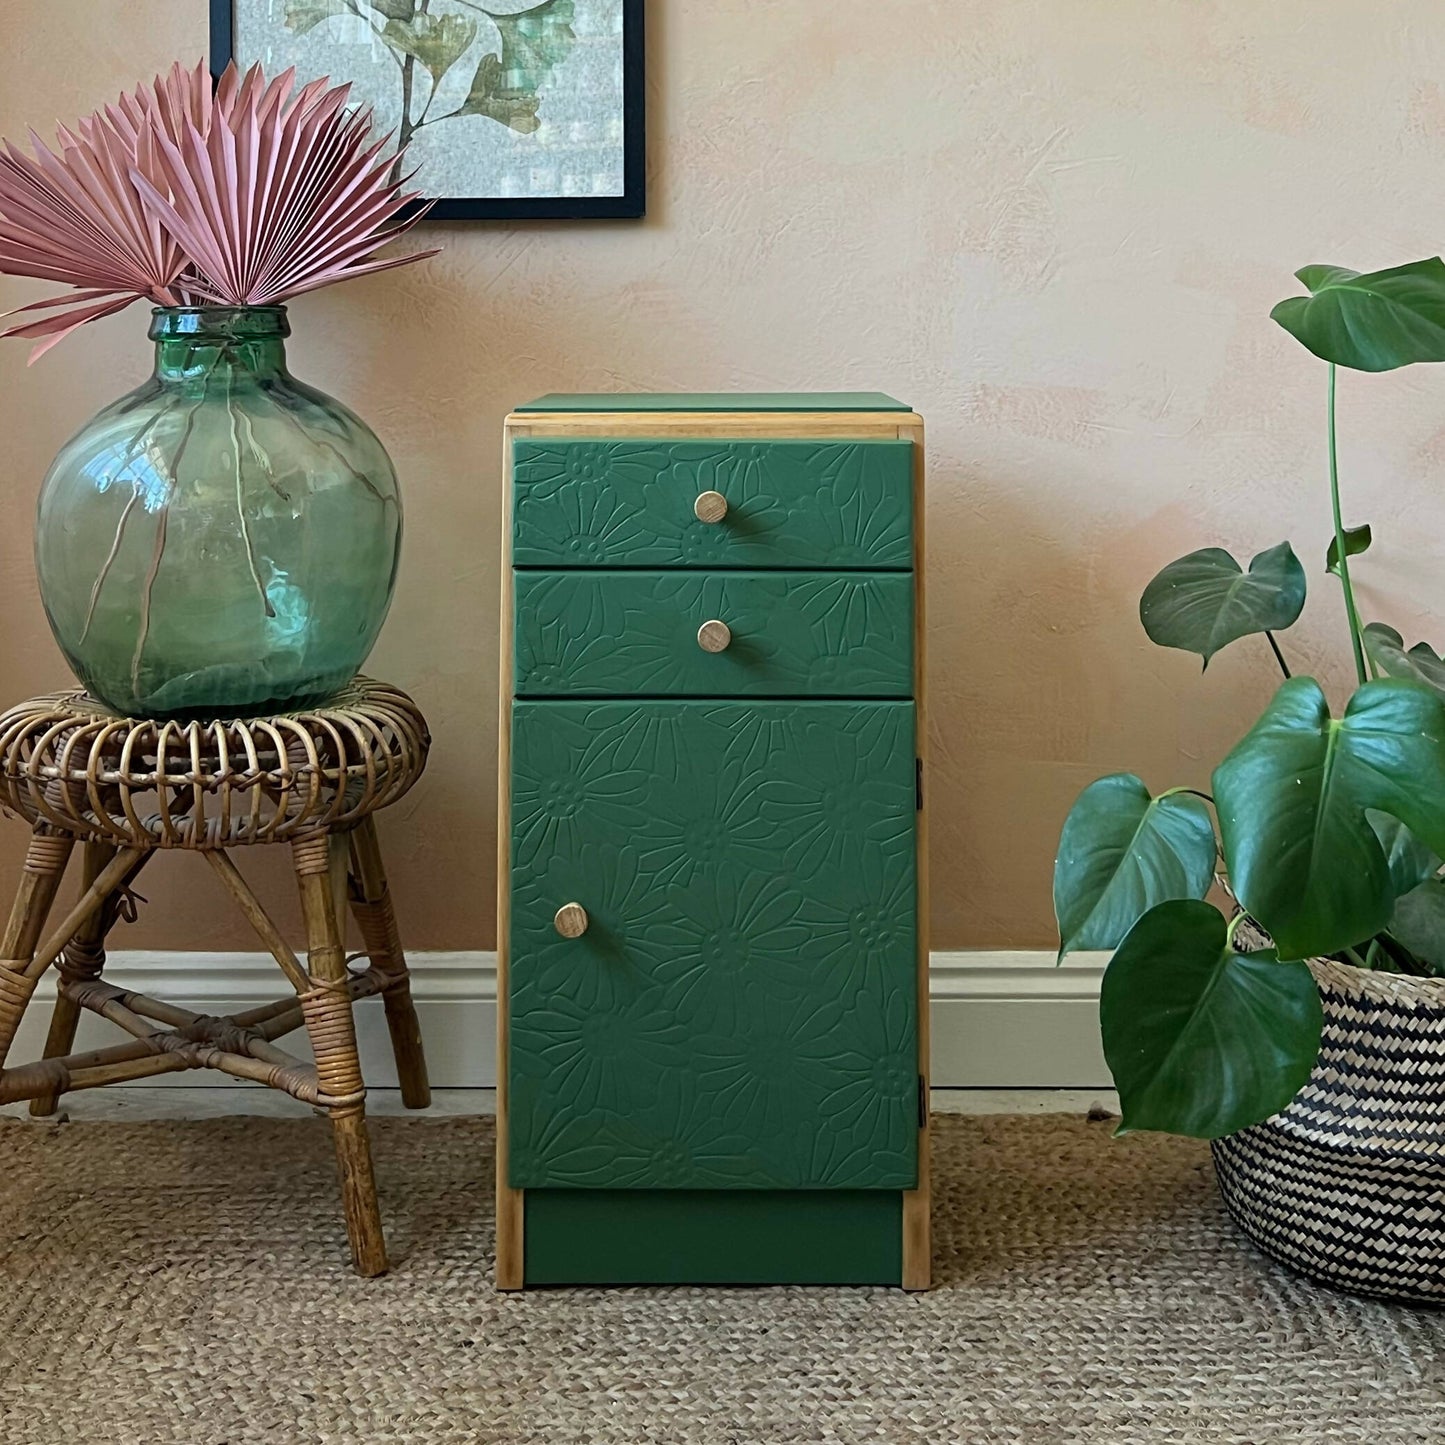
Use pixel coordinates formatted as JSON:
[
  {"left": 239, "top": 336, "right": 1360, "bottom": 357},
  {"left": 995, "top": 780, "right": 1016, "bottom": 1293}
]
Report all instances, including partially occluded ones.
[{"left": 2, "top": 1, "right": 1444, "bottom": 950}]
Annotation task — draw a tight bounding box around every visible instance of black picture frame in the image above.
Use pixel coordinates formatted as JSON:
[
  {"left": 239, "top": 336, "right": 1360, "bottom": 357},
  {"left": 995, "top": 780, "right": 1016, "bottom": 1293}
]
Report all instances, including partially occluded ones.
[{"left": 209, "top": 0, "right": 645, "bottom": 221}]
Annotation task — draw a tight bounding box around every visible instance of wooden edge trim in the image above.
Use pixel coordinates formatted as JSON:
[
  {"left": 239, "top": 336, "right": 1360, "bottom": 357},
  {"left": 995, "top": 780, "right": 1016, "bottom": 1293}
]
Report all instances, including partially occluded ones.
[
  {"left": 899, "top": 415, "right": 931, "bottom": 1291},
  {"left": 496, "top": 418, "right": 525, "bottom": 1290}
]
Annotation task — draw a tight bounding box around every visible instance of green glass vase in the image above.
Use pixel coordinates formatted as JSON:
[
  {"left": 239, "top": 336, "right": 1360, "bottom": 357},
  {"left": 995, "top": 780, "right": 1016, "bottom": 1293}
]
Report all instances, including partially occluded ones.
[{"left": 35, "top": 306, "right": 402, "bottom": 719}]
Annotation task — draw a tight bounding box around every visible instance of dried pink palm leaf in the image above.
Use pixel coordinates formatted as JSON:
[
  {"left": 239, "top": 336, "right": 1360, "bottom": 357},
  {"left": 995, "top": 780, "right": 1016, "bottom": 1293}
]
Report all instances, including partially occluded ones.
[
  {"left": 0, "top": 60, "right": 435, "bottom": 360},
  {"left": 0, "top": 291, "right": 139, "bottom": 359},
  {"left": 87, "top": 61, "right": 211, "bottom": 155},
  {"left": 132, "top": 62, "right": 436, "bottom": 309},
  {"left": 0, "top": 62, "right": 215, "bottom": 359}
]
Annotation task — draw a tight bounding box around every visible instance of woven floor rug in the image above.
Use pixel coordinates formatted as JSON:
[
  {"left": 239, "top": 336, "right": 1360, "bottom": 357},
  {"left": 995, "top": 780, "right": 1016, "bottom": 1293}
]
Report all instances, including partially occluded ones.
[{"left": 1, "top": 1113, "right": 1442, "bottom": 1445}]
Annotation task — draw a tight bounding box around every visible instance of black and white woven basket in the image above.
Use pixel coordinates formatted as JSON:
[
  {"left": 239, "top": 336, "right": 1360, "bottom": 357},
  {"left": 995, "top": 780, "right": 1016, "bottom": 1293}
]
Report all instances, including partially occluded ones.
[{"left": 1212, "top": 956, "right": 1445, "bottom": 1304}]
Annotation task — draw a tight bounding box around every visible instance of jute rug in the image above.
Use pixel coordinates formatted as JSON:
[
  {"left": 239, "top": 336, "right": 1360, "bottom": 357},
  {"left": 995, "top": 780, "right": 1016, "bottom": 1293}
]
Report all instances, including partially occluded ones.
[{"left": 0, "top": 1113, "right": 1442, "bottom": 1445}]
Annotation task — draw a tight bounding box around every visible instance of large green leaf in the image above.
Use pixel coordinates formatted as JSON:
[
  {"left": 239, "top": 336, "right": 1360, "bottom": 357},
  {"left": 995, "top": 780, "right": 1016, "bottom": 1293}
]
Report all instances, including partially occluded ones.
[
  {"left": 285, "top": 0, "right": 352, "bottom": 33},
  {"left": 383, "top": 13, "right": 479, "bottom": 83},
  {"left": 1387, "top": 879, "right": 1445, "bottom": 975},
  {"left": 1270, "top": 258, "right": 1445, "bottom": 371},
  {"left": 1326, "top": 523, "right": 1371, "bottom": 577},
  {"left": 1363, "top": 623, "right": 1445, "bottom": 698},
  {"left": 1054, "top": 775, "right": 1216, "bottom": 959},
  {"left": 1139, "top": 543, "right": 1305, "bottom": 666},
  {"left": 369, "top": 0, "right": 416, "bottom": 18},
  {"left": 1213, "top": 677, "right": 1445, "bottom": 959},
  {"left": 1368, "top": 811, "right": 1440, "bottom": 897},
  {"left": 1101, "top": 900, "right": 1322, "bottom": 1138}
]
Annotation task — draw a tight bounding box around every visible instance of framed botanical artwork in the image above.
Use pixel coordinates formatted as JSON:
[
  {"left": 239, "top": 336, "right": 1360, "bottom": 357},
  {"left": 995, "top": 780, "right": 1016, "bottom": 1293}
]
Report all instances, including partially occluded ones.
[{"left": 210, "top": 0, "right": 644, "bottom": 220}]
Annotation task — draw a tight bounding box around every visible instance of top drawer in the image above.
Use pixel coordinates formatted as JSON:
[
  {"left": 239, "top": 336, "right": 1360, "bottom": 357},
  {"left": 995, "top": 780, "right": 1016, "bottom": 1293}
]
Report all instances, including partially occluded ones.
[{"left": 512, "top": 438, "right": 913, "bottom": 568}]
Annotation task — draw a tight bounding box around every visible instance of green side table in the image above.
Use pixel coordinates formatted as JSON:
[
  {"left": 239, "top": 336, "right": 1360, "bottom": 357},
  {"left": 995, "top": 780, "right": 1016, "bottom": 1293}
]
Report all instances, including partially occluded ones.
[{"left": 498, "top": 395, "right": 930, "bottom": 1288}]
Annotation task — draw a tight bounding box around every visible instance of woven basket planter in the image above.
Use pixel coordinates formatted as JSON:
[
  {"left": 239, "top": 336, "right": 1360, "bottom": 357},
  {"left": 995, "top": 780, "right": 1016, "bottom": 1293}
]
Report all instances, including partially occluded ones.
[{"left": 1212, "top": 957, "right": 1445, "bottom": 1303}]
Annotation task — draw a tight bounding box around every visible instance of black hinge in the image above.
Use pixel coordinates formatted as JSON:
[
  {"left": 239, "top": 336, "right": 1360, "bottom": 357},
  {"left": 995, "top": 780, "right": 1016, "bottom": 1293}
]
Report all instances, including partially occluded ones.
[
  {"left": 915, "top": 757, "right": 923, "bottom": 811},
  {"left": 918, "top": 1074, "right": 928, "bottom": 1128}
]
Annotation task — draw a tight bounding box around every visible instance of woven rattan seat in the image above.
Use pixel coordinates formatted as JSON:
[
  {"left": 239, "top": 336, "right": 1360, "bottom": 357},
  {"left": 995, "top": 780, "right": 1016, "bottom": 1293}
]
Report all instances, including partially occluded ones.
[
  {"left": 0, "top": 678, "right": 432, "bottom": 1276},
  {"left": 0, "top": 677, "right": 426, "bottom": 849}
]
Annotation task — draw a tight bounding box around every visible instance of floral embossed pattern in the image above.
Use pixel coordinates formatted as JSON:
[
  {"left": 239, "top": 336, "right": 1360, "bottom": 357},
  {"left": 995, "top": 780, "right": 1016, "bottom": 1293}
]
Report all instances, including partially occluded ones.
[
  {"left": 509, "top": 700, "right": 918, "bottom": 1190},
  {"left": 512, "top": 440, "right": 913, "bottom": 568},
  {"left": 514, "top": 570, "right": 914, "bottom": 696}
]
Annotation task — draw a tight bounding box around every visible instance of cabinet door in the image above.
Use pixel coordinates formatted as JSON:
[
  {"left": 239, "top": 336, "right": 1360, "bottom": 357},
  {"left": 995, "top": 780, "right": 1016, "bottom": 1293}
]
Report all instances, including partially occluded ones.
[{"left": 508, "top": 700, "right": 918, "bottom": 1191}]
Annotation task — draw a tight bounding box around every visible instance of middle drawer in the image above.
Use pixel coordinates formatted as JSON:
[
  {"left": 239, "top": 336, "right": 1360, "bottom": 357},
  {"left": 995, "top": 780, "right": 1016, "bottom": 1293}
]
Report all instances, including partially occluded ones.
[{"left": 514, "top": 570, "right": 914, "bottom": 697}]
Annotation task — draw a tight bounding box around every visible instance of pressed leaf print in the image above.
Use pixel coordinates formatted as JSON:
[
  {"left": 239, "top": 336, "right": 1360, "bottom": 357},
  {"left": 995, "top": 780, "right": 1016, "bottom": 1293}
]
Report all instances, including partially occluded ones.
[
  {"left": 457, "top": 1, "right": 579, "bottom": 132},
  {"left": 279, "top": 0, "right": 579, "bottom": 181},
  {"left": 382, "top": 14, "right": 480, "bottom": 87}
]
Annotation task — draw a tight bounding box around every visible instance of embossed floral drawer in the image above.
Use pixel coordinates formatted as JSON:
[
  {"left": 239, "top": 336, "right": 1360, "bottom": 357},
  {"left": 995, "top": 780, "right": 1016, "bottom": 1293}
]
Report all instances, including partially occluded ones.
[
  {"left": 511, "top": 438, "right": 913, "bottom": 569},
  {"left": 507, "top": 699, "right": 919, "bottom": 1191},
  {"left": 513, "top": 569, "right": 914, "bottom": 696}
]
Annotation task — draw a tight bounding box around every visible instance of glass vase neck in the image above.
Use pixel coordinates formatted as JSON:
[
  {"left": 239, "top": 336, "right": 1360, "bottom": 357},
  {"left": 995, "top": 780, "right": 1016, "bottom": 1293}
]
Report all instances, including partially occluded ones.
[{"left": 150, "top": 306, "right": 290, "bottom": 384}]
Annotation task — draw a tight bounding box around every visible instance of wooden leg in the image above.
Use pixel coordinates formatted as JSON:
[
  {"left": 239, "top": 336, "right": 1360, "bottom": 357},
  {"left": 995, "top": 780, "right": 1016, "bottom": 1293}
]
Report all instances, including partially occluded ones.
[
  {"left": 0, "top": 829, "right": 74, "bottom": 1072},
  {"left": 347, "top": 816, "right": 431, "bottom": 1110},
  {"left": 30, "top": 841, "right": 127, "bottom": 1116},
  {"left": 294, "top": 830, "right": 388, "bottom": 1278}
]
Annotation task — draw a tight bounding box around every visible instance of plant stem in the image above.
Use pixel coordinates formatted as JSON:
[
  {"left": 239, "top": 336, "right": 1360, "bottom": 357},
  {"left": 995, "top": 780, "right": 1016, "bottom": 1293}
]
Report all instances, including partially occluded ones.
[
  {"left": 1327, "top": 363, "right": 1368, "bottom": 686},
  {"left": 344, "top": 1, "right": 404, "bottom": 69},
  {"left": 130, "top": 398, "right": 204, "bottom": 700},
  {"left": 225, "top": 373, "right": 274, "bottom": 620},
  {"left": 84, "top": 487, "right": 142, "bottom": 644},
  {"left": 127, "top": 347, "right": 219, "bottom": 699},
  {"left": 272, "top": 402, "right": 394, "bottom": 507},
  {"left": 391, "top": 55, "right": 417, "bottom": 187},
  {"left": 80, "top": 400, "right": 181, "bottom": 642},
  {"left": 388, "top": 0, "right": 431, "bottom": 185},
  {"left": 1264, "top": 630, "right": 1291, "bottom": 680},
  {"left": 238, "top": 405, "right": 291, "bottom": 502},
  {"left": 1159, "top": 786, "right": 1214, "bottom": 805}
]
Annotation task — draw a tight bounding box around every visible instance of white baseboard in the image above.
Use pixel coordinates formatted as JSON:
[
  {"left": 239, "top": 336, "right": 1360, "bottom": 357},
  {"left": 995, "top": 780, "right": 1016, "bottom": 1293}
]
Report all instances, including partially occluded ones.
[
  {"left": 9, "top": 950, "right": 1111, "bottom": 1091},
  {"left": 930, "top": 952, "right": 1108, "bottom": 1087}
]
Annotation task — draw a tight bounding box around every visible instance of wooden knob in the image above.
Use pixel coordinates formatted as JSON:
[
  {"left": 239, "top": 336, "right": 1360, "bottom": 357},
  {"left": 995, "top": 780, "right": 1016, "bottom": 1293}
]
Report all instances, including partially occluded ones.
[
  {"left": 693, "top": 490, "right": 728, "bottom": 524},
  {"left": 554, "top": 902, "right": 589, "bottom": 938},
  {"left": 697, "top": 619, "right": 732, "bottom": 653}
]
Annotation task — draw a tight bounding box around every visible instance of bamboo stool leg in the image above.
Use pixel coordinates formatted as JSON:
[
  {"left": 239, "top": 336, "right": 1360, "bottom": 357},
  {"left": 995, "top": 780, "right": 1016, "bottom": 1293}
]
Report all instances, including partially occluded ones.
[
  {"left": 347, "top": 816, "right": 430, "bottom": 1110},
  {"left": 0, "top": 828, "right": 75, "bottom": 1071},
  {"left": 293, "top": 830, "right": 388, "bottom": 1277},
  {"left": 30, "top": 840, "right": 128, "bottom": 1116}
]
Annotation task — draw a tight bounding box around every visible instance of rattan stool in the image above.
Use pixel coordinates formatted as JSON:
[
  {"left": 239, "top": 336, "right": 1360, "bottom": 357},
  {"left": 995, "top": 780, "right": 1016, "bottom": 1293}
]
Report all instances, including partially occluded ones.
[{"left": 0, "top": 677, "right": 430, "bottom": 1276}]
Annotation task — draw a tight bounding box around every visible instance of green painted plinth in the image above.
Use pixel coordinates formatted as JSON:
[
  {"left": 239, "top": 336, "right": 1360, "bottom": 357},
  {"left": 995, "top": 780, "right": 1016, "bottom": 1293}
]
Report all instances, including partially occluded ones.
[{"left": 524, "top": 1190, "right": 904, "bottom": 1286}]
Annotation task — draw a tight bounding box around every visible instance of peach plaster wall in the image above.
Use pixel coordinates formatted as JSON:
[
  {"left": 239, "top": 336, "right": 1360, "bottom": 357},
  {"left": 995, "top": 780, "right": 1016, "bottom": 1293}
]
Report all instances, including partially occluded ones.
[{"left": 2, "top": 0, "right": 1445, "bottom": 952}]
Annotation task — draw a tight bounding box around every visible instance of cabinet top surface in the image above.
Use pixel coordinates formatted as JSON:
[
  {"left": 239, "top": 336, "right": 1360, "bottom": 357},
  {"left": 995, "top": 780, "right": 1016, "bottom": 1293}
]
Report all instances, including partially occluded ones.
[{"left": 515, "top": 391, "right": 911, "bottom": 413}]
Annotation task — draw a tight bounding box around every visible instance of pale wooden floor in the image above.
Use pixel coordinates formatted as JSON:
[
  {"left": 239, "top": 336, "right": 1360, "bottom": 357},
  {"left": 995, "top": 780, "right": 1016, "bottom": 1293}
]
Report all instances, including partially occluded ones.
[{"left": 1, "top": 1088, "right": 1121, "bottom": 1122}]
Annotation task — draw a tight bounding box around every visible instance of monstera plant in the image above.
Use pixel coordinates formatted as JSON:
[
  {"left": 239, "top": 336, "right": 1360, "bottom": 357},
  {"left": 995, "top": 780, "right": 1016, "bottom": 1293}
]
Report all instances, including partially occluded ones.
[{"left": 1055, "top": 258, "right": 1445, "bottom": 1139}]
